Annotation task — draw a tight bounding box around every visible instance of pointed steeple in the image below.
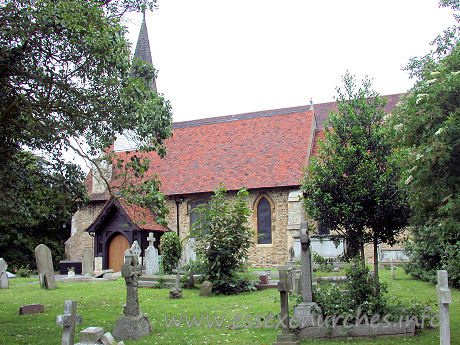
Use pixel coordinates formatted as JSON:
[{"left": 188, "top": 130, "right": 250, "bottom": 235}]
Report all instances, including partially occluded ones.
[{"left": 133, "top": 10, "right": 157, "bottom": 91}]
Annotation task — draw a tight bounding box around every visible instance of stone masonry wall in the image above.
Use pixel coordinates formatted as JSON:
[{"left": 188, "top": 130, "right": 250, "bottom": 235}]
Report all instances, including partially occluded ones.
[
  {"left": 164, "top": 187, "right": 292, "bottom": 268},
  {"left": 65, "top": 201, "right": 105, "bottom": 261}
]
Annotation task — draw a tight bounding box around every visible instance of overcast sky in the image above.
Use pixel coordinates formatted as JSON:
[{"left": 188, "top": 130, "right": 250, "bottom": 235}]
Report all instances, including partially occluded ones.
[{"left": 121, "top": 0, "right": 457, "bottom": 123}]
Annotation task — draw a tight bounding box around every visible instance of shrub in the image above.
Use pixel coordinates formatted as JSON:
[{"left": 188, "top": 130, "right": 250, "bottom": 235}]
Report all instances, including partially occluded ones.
[
  {"left": 313, "top": 252, "right": 334, "bottom": 272},
  {"left": 307, "top": 263, "right": 434, "bottom": 327},
  {"left": 191, "top": 186, "right": 253, "bottom": 295},
  {"left": 159, "top": 232, "right": 181, "bottom": 274}
]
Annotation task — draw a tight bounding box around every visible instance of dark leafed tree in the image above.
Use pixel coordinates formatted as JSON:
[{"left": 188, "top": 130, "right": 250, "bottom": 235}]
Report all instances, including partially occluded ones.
[
  {"left": 0, "top": 0, "right": 172, "bottom": 266},
  {"left": 302, "top": 73, "right": 410, "bottom": 294}
]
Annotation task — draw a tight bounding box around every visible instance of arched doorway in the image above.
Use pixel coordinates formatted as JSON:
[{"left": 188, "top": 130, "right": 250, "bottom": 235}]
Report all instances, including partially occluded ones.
[{"left": 108, "top": 233, "right": 129, "bottom": 272}]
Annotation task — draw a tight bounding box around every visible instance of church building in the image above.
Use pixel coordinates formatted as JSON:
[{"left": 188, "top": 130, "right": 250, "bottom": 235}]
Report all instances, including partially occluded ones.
[{"left": 64, "top": 16, "right": 403, "bottom": 272}]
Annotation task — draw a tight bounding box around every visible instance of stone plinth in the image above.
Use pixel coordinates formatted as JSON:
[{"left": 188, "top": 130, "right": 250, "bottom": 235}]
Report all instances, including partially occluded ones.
[{"left": 112, "top": 314, "right": 151, "bottom": 340}]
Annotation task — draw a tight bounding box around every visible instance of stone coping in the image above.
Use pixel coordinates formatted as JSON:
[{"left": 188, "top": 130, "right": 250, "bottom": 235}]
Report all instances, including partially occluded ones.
[
  {"left": 297, "top": 321, "right": 416, "bottom": 339},
  {"left": 60, "top": 276, "right": 119, "bottom": 283}
]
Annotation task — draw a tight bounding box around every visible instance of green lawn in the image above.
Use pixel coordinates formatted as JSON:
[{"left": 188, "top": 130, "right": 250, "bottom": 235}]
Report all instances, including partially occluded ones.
[{"left": 0, "top": 269, "right": 458, "bottom": 345}]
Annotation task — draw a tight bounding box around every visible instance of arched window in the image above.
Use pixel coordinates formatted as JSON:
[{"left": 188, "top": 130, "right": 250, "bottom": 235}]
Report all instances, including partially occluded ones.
[{"left": 257, "top": 197, "right": 272, "bottom": 244}]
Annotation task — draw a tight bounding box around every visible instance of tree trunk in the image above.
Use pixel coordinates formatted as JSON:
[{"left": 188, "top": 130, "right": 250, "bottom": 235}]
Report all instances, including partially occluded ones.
[
  {"left": 360, "top": 245, "right": 366, "bottom": 272},
  {"left": 373, "top": 233, "right": 380, "bottom": 297}
]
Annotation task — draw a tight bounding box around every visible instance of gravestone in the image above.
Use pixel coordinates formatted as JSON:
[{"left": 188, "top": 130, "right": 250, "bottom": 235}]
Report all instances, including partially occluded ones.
[
  {"left": 199, "top": 281, "right": 213, "bottom": 296},
  {"left": 185, "top": 271, "right": 195, "bottom": 289},
  {"left": 76, "top": 327, "right": 104, "bottom": 345},
  {"left": 184, "top": 238, "right": 196, "bottom": 264},
  {"left": 437, "top": 270, "right": 451, "bottom": 345},
  {"left": 391, "top": 260, "right": 395, "bottom": 281},
  {"left": 82, "top": 247, "right": 94, "bottom": 276},
  {"left": 112, "top": 249, "right": 151, "bottom": 340},
  {"left": 56, "top": 300, "right": 82, "bottom": 345},
  {"left": 272, "top": 266, "right": 300, "bottom": 345},
  {"left": 35, "top": 244, "right": 57, "bottom": 289},
  {"left": 145, "top": 233, "right": 159, "bottom": 276},
  {"left": 169, "top": 268, "right": 184, "bottom": 299},
  {"left": 0, "top": 258, "right": 8, "bottom": 289},
  {"left": 19, "top": 304, "right": 45, "bottom": 315},
  {"left": 292, "top": 221, "right": 318, "bottom": 328},
  {"left": 130, "top": 241, "right": 142, "bottom": 265}
]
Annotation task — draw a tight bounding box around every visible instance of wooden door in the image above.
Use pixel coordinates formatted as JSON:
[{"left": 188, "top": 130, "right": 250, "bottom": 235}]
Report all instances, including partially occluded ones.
[{"left": 108, "top": 233, "right": 129, "bottom": 272}]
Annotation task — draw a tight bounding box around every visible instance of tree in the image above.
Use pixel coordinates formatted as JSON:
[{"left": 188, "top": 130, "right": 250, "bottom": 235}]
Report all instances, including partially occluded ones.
[
  {"left": 302, "top": 73, "right": 410, "bottom": 292},
  {"left": 0, "top": 152, "right": 87, "bottom": 269},
  {"left": 0, "top": 0, "right": 172, "bottom": 236},
  {"left": 388, "top": 0, "right": 460, "bottom": 288},
  {"left": 191, "top": 186, "right": 253, "bottom": 295}
]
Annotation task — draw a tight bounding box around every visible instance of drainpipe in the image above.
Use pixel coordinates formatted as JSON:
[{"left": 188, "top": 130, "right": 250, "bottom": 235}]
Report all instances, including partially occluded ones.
[{"left": 175, "top": 197, "right": 184, "bottom": 238}]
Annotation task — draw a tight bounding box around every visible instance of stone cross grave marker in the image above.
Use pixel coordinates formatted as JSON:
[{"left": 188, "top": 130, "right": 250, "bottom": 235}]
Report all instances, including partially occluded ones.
[
  {"left": 145, "top": 233, "right": 159, "bottom": 276},
  {"left": 147, "top": 233, "right": 155, "bottom": 247},
  {"left": 56, "top": 300, "right": 82, "bottom": 345},
  {"left": 35, "top": 244, "right": 57, "bottom": 289},
  {"left": 437, "top": 270, "right": 451, "bottom": 345},
  {"left": 113, "top": 249, "right": 151, "bottom": 340},
  {"left": 82, "top": 247, "right": 93, "bottom": 276},
  {"left": 272, "top": 266, "right": 299, "bottom": 345},
  {"left": 0, "top": 258, "right": 8, "bottom": 289},
  {"left": 292, "top": 221, "right": 318, "bottom": 329},
  {"left": 131, "top": 241, "right": 142, "bottom": 265}
]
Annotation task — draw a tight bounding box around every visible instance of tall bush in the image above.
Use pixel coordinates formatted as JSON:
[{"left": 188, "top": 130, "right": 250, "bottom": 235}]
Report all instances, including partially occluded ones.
[
  {"left": 159, "top": 232, "right": 181, "bottom": 274},
  {"left": 191, "top": 186, "right": 253, "bottom": 294}
]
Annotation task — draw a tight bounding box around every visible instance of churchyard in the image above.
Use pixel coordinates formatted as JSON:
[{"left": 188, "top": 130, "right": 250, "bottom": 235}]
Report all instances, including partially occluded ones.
[{"left": 0, "top": 268, "right": 458, "bottom": 345}]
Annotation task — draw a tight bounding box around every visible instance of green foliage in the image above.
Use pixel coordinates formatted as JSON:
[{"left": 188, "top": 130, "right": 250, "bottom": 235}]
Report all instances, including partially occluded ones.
[
  {"left": 311, "top": 264, "right": 434, "bottom": 327},
  {"left": 388, "top": 2, "right": 460, "bottom": 289},
  {"left": 312, "top": 252, "right": 334, "bottom": 272},
  {"left": 191, "top": 186, "right": 253, "bottom": 295},
  {"left": 159, "top": 232, "right": 181, "bottom": 274},
  {"left": 302, "top": 73, "right": 410, "bottom": 272},
  {"left": 183, "top": 255, "right": 208, "bottom": 276},
  {"left": 0, "top": 0, "right": 173, "bottom": 239},
  {"left": 0, "top": 152, "right": 86, "bottom": 269}
]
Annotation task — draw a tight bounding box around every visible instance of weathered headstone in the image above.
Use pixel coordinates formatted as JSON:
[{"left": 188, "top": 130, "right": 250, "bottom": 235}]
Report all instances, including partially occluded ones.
[
  {"left": 184, "top": 238, "right": 196, "bottom": 264},
  {"left": 391, "top": 259, "right": 395, "bottom": 281},
  {"left": 145, "top": 234, "right": 159, "bottom": 276},
  {"left": 292, "top": 221, "right": 318, "bottom": 328},
  {"left": 75, "top": 327, "right": 104, "bottom": 345},
  {"left": 82, "top": 247, "right": 94, "bottom": 276},
  {"left": 169, "top": 268, "right": 183, "bottom": 299},
  {"left": 100, "top": 332, "right": 125, "bottom": 345},
  {"left": 199, "top": 281, "right": 213, "bottom": 297},
  {"left": 437, "top": 270, "right": 451, "bottom": 345},
  {"left": 112, "top": 249, "right": 151, "bottom": 340},
  {"left": 130, "top": 241, "right": 141, "bottom": 265},
  {"left": 273, "top": 266, "right": 300, "bottom": 345},
  {"left": 0, "top": 258, "right": 8, "bottom": 289},
  {"left": 35, "top": 244, "right": 57, "bottom": 289},
  {"left": 185, "top": 271, "right": 195, "bottom": 289},
  {"left": 56, "top": 300, "right": 82, "bottom": 345},
  {"left": 19, "top": 304, "right": 45, "bottom": 315}
]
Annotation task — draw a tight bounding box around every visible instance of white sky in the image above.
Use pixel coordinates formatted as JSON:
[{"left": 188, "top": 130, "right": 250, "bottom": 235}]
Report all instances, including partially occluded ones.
[{"left": 121, "top": 0, "right": 457, "bottom": 123}]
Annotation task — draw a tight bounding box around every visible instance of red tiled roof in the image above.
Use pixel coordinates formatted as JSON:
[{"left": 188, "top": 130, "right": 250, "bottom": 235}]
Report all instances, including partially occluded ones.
[
  {"left": 118, "top": 198, "right": 169, "bottom": 231},
  {"left": 114, "top": 108, "right": 315, "bottom": 196},
  {"left": 94, "top": 94, "right": 403, "bottom": 197},
  {"left": 86, "top": 196, "right": 170, "bottom": 232},
  {"left": 314, "top": 93, "right": 403, "bottom": 129}
]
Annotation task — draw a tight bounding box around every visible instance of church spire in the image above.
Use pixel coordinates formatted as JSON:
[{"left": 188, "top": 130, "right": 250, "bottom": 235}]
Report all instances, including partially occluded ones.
[{"left": 133, "top": 10, "right": 157, "bottom": 91}]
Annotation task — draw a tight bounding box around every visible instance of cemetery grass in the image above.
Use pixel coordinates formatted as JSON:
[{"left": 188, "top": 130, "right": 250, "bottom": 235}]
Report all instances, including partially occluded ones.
[{"left": 0, "top": 270, "right": 457, "bottom": 345}]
